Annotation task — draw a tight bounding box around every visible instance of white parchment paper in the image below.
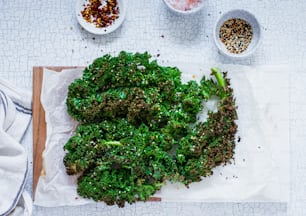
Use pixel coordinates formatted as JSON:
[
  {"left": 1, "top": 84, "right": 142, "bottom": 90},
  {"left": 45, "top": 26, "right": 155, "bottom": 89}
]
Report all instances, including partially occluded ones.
[{"left": 34, "top": 64, "right": 289, "bottom": 206}]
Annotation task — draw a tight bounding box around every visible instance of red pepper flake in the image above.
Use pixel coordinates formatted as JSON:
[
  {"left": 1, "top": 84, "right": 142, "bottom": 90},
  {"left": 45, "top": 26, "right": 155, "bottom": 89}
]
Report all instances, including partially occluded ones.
[{"left": 81, "top": 0, "right": 120, "bottom": 28}]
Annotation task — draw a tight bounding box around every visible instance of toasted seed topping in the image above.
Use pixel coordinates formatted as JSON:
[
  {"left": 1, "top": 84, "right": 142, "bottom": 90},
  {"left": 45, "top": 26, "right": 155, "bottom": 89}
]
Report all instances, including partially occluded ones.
[{"left": 219, "top": 18, "right": 253, "bottom": 54}]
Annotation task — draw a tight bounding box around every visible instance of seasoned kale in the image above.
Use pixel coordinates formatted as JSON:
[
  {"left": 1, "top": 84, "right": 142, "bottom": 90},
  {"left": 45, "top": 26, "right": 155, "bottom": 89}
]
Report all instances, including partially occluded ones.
[{"left": 64, "top": 51, "right": 238, "bottom": 207}]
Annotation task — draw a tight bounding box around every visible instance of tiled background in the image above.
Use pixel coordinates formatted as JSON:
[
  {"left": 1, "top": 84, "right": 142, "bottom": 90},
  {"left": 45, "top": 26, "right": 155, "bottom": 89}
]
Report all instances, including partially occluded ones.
[{"left": 1, "top": 0, "right": 305, "bottom": 215}]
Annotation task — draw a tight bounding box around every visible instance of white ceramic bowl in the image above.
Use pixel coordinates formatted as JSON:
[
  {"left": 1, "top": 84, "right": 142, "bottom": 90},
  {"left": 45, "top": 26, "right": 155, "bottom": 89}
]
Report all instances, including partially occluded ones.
[
  {"left": 162, "top": 0, "right": 205, "bottom": 15},
  {"left": 213, "top": 9, "right": 262, "bottom": 59},
  {"left": 75, "top": 0, "right": 126, "bottom": 35}
]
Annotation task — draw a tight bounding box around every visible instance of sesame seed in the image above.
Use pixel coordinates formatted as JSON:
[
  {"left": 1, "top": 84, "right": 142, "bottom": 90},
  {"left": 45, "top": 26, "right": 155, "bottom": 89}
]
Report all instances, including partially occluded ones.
[{"left": 219, "top": 18, "right": 253, "bottom": 54}]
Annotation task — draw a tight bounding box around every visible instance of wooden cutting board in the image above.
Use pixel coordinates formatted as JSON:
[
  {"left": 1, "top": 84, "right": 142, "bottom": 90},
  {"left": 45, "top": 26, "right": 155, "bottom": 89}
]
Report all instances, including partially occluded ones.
[
  {"left": 32, "top": 67, "right": 161, "bottom": 202},
  {"left": 32, "top": 66, "right": 80, "bottom": 198}
]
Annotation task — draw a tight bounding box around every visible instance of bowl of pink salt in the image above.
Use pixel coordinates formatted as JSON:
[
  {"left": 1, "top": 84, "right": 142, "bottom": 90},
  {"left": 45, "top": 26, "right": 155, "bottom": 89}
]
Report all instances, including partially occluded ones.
[{"left": 163, "top": 0, "right": 204, "bottom": 15}]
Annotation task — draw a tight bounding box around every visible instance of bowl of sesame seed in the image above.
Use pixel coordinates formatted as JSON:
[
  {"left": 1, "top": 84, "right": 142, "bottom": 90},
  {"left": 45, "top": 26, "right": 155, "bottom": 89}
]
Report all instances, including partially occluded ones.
[
  {"left": 76, "top": 0, "right": 126, "bottom": 35},
  {"left": 213, "top": 9, "right": 262, "bottom": 59}
]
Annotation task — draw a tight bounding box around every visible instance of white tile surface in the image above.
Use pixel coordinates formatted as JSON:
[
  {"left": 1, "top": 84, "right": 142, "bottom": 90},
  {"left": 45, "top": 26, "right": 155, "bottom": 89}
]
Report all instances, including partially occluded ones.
[{"left": 1, "top": 0, "right": 305, "bottom": 215}]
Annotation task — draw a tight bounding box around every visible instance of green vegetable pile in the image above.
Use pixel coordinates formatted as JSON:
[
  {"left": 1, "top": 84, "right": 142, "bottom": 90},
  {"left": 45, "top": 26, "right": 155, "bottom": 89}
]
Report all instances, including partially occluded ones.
[{"left": 64, "top": 51, "right": 238, "bottom": 207}]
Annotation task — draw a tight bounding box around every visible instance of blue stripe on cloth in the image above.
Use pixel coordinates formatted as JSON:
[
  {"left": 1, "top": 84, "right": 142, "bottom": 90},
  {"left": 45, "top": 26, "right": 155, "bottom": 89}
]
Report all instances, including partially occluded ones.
[
  {"left": 0, "top": 90, "right": 8, "bottom": 115},
  {"left": 13, "top": 101, "right": 31, "bottom": 112},
  {"left": 0, "top": 90, "right": 9, "bottom": 107},
  {"left": 15, "top": 107, "right": 32, "bottom": 115},
  {"left": 0, "top": 160, "right": 28, "bottom": 216}
]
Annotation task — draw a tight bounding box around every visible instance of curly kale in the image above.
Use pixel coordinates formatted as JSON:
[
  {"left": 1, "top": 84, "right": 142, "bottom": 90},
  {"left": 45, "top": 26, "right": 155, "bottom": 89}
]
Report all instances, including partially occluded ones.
[{"left": 64, "top": 51, "right": 238, "bottom": 207}]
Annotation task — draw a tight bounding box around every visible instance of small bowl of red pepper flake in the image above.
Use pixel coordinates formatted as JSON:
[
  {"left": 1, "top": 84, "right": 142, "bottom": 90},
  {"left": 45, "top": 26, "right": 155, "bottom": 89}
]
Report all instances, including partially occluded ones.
[{"left": 76, "top": 0, "right": 126, "bottom": 35}]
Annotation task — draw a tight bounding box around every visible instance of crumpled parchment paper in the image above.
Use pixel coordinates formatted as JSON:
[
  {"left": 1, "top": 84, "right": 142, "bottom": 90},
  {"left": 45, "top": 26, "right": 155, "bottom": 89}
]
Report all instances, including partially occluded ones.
[{"left": 34, "top": 64, "right": 289, "bottom": 206}]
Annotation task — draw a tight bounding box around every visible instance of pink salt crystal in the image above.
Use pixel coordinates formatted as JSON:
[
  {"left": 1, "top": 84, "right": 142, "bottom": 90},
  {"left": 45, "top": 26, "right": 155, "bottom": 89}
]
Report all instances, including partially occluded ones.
[{"left": 167, "top": 0, "right": 201, "bottom": 11}]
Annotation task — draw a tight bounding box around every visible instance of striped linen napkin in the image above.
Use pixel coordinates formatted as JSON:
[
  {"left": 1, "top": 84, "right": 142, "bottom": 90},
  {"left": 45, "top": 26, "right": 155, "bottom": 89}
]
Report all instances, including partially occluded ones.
[{"left": 0, "top": 78, "right": 32, "bottom": 216}]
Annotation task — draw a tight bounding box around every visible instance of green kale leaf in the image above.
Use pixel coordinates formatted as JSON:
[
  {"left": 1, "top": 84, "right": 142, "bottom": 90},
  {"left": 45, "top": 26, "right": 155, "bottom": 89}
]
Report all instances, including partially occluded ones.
[{"left": 64, "top": 51, "right": 238, "bottom": 207}]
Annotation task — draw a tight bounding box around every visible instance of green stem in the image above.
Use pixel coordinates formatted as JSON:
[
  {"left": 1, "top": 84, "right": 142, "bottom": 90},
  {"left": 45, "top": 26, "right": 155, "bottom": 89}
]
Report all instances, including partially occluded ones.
[
  {"left": 104, "top": 141, "right": 123, "bottom": 146},
  {"left": 211, "top": 67, "right": 226, "bottom": 88}
]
